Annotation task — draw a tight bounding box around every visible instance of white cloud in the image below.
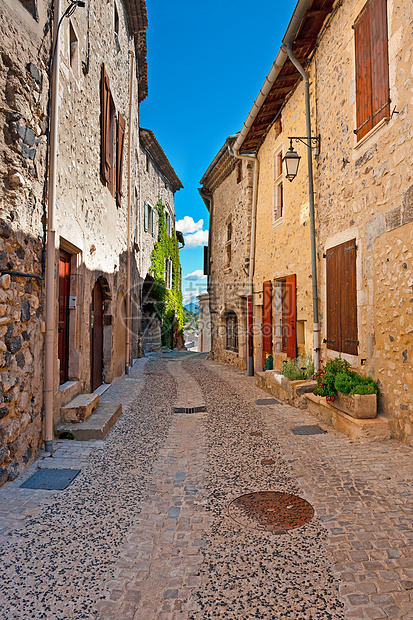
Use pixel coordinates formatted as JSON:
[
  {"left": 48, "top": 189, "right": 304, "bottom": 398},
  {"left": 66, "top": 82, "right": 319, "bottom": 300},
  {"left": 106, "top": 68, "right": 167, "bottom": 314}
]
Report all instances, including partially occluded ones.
[
  {"left": 183, "top": 229, "right": 208, "bottom": 248},
  {"left": 184, "top": 270, "right": 206, "bottom": 281},
  {"left": 175, "top": 216, "right": 204, "bottom": 234}
]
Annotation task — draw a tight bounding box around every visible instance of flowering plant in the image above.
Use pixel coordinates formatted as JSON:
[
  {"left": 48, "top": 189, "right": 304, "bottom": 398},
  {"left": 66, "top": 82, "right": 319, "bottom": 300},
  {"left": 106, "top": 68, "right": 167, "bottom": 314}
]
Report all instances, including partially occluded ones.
[{"left": 314, "top": 357, "right": 378, "bottom": 401}]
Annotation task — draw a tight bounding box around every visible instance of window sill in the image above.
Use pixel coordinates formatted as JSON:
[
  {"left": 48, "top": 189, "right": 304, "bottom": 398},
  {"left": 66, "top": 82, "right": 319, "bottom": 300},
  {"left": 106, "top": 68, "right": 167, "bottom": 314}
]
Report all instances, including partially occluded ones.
[
  {"left": 354, "top": 116, "right": 390, "bottom": 150},
  {"left": 273, "top": 216, "right": 284, "bottom": 230}
]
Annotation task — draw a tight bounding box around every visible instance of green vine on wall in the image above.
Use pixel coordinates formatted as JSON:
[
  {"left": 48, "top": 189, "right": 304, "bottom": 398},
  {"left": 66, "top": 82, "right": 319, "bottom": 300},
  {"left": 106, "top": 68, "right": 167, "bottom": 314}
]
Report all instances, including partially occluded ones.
[{"left": 149, "top": 198, "right": 184, "bottom": 347}]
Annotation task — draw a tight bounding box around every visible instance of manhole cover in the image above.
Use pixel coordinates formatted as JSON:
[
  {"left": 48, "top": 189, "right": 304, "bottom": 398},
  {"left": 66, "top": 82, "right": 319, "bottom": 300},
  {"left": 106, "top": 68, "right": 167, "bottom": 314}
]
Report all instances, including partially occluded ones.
[
  {"left": 228, "top": 491, "right": 314, "bottom": 534},
  {"left": 291, "top": 425, "right": 326, "bottom": 435},
  {"left": 261, "top": 458, "right": 275, "bottom": 466},
  {"left": 250, "top": 431, "right": 262, "bottom": 437},
  {"left": 256, "top": 398, "right": 280, "bottom": 405},
  {"left": 20, "top": 468, "right": 81, "bottom": 490}
]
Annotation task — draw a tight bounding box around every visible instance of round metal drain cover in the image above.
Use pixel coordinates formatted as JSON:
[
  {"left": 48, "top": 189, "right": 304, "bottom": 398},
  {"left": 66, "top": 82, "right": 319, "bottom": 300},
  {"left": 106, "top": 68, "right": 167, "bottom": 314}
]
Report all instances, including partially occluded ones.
[{"left": 228, "top": 491, "right": 314, "bottom": 534}]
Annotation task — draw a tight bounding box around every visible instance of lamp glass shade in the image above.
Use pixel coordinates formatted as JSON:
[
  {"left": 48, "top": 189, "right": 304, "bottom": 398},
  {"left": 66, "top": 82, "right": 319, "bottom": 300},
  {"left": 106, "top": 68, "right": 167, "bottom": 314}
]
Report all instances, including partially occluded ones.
[{"left": 283, "top": 148, "right": 301, "bottom": 181}]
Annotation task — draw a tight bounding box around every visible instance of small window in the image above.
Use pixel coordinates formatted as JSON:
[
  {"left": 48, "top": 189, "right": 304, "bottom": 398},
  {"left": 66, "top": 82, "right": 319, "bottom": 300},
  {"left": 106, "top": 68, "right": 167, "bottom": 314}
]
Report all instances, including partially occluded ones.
[
  {"left": 273, "top": 149, "right": 283, "bottom": 224},
  {"left": 226, "top": 311, "right": 238, "bottom": 352},
  {"left": 146, "top": 153, "right": 150, "bottom": 173},
  {"left": 152, "top": 208, "right": 156, "bottom": 237},
  {"left": 225, "top": 219, "right": 232, "bottom": 267},
  {"left": 18, "top": 0, "right": 37, "bottom": 19},
  {"left": 114, "top": 2, "right": 119, "bottom": 34},
  {"left": 69, "top": 21, "right": 79, "bottom": 75},
  {"left": 165, "top": 258, "right": 173, "bottom": 289},
  {"left": 236, "top": 160, "right": 242, "bottom": 184},
  {"left": 144, "top": 202, "right": 150, "bottom": 232}
]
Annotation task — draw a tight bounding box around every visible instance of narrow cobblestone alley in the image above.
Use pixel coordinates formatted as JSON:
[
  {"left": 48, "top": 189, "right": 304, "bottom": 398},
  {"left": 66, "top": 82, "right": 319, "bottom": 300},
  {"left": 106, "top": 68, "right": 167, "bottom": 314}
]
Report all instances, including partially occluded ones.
[{"left": 0, "top": 353, "right": 412, "bottom": 620}]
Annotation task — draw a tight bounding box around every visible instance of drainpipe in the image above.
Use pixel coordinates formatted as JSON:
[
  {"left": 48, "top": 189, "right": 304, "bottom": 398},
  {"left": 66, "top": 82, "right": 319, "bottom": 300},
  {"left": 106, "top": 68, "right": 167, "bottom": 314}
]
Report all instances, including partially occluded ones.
[
  {"left": 228, "top": 144, "right": 259, "bottom": 377},
  {"left": 125, "top": 49, "right": 134, "bottom": 374},
  {"left": 44, "top": 0, "right": 62, "bottom": 453},
  {"left": 283, "top": 40, "right": 320, "bottom": 372}
]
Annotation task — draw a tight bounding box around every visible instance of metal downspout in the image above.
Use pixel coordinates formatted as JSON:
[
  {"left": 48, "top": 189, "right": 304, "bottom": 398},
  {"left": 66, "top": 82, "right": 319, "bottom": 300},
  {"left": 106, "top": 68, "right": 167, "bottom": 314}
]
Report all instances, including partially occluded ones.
[
  {"left": 228, "top": 144, "right": 258, "bottom": 376},
  {"left": 284, "top": 41, "right": 320, "bottom": 372},
  {"left": 44, "top": 0, "right": 61, "bottom": 453},
  {"left": 125, "top": 49, "right": 134, "bottom": 375}
]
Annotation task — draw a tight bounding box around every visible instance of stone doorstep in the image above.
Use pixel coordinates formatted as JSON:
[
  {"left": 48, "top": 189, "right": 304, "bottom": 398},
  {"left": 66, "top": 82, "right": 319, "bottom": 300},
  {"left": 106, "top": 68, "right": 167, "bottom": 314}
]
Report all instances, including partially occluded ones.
[
  {"left": 56, "top": 402, "right": 122, "bottom": 441},
  {"left": 60, "top": 393, "right": 100, "bottom": 424},
  {"left": 305, "top": 393, "right": 391, "bottom": 442}
]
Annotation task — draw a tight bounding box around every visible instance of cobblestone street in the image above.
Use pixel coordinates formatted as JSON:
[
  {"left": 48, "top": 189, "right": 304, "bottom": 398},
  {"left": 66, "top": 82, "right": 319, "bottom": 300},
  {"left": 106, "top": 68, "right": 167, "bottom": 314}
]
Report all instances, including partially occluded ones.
[{"left": 0, "top": 352, "right": 412, "bottom": 619}]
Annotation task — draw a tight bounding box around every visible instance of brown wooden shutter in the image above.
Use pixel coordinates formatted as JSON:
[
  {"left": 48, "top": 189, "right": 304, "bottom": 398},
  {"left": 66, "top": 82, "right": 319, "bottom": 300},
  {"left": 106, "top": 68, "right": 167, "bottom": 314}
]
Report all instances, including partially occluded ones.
[
  {"left": 354, "top": 4, "right": 373, "bottom": 140},
  {"left": 326, "top": 245, "right": 340, "bottom": 352},
  {"left": 340, "top": 240, "right": 358, "bottom": 355},
  {"left": 100, "top": 65, "right": 110, "bottom": 183},
  {"left": 285, "top": 274, "right": 297, "bottom": 359},
  {"left": 262, "top": 280, "right": 272, "bottom": 353},
  {"left": 370, "top": 0, "right": 390, "bottom": 125},
  {"left": 116, "top": 113, "right": 125, "bottom": 207}
]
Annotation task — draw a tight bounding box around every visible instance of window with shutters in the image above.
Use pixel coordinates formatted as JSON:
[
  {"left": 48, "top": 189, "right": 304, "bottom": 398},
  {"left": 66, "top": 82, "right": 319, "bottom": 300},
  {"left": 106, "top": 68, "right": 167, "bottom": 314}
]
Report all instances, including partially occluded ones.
[
  {"left": 226, "top": 311, "right": 238, "bottom": 352},
  {"left": 101, "top": 65, "right": 123, "bottom": 200},
  {"left": 152, "top": 207, "right": 156, "bottom": 237},
  {"left": 275, "top": 275, "right": 297, "bottom": 358},
  {"left": 354, "top": 0, "right": 389, "bottom": 141},
  {"left": 273, "top": 148, "right": 284, "bottom": 225},
  {"left": 325, "top": 239, "right": 358, "bottom": 355}
]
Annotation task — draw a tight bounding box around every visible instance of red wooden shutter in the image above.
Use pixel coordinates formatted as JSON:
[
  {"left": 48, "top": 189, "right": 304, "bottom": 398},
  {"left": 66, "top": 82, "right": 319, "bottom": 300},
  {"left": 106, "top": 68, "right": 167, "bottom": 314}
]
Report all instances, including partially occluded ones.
[
  {"left": 100, "top": 65, "right": 110, "bottom": 183},
  {"left": 341, "top": 240, "right": 358, "bottom": 355},
  {"left": 262, "top": 280, "right": 272, "bottom": 353},
  {"left": 326, "top": 245, "right": 340, "bottom": 352},
  {"left": 285, "top": 274, "right": 297, "bottom": 359},
  {"left": 370, "top": 0, "right": 390, "bottom": 125},
  {"left": 116, "top": 113, "right": 125, "bottom": 207},
  {"left": 354, "top": 4, "right": 373, "bottom": 140}
]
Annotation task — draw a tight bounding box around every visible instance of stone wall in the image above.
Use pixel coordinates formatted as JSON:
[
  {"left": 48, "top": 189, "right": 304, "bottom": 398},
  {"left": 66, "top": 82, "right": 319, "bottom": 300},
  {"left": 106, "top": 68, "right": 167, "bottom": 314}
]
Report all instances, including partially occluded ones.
[
  {"left": 0, "top": 0, "right": 51, "bottom": 484},
  {"left": 207, "top": 153, "right": 253, "bottom": 370}
]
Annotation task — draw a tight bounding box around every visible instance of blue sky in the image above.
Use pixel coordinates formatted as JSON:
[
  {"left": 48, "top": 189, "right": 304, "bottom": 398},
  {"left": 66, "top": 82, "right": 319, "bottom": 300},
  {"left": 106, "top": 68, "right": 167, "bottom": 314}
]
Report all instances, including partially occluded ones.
[{"left": 140, "top": 0, "right": 294, "bottom": 306}]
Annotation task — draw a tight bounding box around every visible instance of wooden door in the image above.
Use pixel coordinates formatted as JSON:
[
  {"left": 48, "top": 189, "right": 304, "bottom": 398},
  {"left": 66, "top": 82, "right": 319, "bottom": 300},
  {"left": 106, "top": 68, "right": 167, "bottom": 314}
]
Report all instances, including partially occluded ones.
[
  {"left": 91, "top": 281, "right": 104, "bottom": 391},
  {"left": 58, "top": 250, "right": 71, "bottom": 384},
  {"left": 286, "top": 274, "right": 297, "bottom": 359}
]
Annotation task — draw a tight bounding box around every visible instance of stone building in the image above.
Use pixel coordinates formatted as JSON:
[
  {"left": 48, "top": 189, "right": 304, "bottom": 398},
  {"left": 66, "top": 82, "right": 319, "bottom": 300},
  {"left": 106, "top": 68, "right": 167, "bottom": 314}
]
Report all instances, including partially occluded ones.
[
  {"left": 199, "top": 138, "right": 253, "bottom": 369},
  {"left": 0, "top": 0, "right": 53, "bottom": 484},
  {"left": 0, "top": 0, "right": 151, "bottom": 485},
  {"left": 137, "top": 127, "right": 183, "bottom": 353},
  {"left": 227, "top": 0, "right": 413, "bottom": 445}
]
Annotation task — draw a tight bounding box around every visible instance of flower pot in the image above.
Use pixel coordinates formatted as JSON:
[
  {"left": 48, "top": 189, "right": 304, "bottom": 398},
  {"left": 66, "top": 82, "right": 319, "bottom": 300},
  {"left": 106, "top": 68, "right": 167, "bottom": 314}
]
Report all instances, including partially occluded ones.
[{"left": 331, "top": 391, "right": 377, "bottom": 419}]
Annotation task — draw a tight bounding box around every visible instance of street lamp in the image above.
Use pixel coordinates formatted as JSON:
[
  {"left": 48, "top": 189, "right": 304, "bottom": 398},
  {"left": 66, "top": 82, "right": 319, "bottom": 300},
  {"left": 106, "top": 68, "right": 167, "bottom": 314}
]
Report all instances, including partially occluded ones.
[{"left": 282, "top": 135, "right": 321, "bottom": 182}]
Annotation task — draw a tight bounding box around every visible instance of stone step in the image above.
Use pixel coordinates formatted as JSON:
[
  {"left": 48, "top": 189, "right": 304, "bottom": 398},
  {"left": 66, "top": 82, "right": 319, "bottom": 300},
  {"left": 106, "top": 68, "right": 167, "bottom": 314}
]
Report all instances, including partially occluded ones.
[
  {"left": 60, "top": 393, "right": 100, "bottom": 423},
  {"left": 57, "top": 402, "right": 122, "bottom": 441}
]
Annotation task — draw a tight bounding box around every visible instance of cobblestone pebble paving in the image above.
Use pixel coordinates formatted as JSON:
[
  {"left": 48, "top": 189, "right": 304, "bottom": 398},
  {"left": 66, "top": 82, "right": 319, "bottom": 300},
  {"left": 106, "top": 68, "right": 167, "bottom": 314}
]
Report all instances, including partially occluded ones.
[
  {"left": 183, "top": 359, "right": 345, "bottom": 620},
  {"left": 0, "top": 359, "right": 176, "bottom": 619},
  {"left": 207, "top": 362, "right": 413, "bottom": 620}
]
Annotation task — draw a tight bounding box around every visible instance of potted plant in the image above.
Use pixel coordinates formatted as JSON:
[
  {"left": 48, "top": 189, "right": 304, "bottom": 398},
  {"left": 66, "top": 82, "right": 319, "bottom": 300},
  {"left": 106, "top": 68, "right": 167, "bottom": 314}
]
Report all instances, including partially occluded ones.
[{"left": 313, "top": 358, "right": 378, "bottom": 419}]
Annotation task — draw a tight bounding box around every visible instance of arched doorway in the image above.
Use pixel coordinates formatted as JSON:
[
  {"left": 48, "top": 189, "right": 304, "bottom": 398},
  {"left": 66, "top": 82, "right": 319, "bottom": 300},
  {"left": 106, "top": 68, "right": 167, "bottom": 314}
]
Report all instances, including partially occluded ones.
[{"left": 91, "top": 280, "right": 104, "bottom": 391}]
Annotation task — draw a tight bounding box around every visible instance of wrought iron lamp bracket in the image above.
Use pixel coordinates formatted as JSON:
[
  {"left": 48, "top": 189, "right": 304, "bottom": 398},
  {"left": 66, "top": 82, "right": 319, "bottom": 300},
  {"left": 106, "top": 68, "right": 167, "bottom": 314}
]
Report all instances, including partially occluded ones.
[{"left": 288, "top": 135, "right": 321, "bottom": 156}]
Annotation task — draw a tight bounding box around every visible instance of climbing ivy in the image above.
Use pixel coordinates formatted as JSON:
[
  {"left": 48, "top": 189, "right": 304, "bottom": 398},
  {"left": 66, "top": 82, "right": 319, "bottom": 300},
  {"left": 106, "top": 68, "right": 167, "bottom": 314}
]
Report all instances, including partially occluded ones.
[{"left": 149, "top": 198, "right": 184, "bottom": 347}]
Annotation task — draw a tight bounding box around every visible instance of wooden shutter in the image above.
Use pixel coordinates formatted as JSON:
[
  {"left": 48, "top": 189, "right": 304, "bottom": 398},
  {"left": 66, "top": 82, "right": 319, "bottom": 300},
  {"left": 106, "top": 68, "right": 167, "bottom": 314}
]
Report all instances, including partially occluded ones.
[
  {"left": 286, "top": 274, "right": 297, "bottom": 359},
  {"left": 354, "top": 4, "right": 373, "bottom": 140},
  {"left": 326, "top": 245, "right": 340, "bottom": 351},
  {"left": 116, "top": 113, "right": 125, "bottom": 207},
  {"left": 144, "top": 202, "right": 149, "bottom": 231},
  {"left": 100, "top": 65, "right": 110, "bottom": 183},
  {"left": 370, "top": 0, "right": 390, "bottom": 125},
  {"left": 341, "top": 240, "right": 358, "bottom": 355},
  {"left": 262, "top": 280, "right": 272, "bottom": 353}
]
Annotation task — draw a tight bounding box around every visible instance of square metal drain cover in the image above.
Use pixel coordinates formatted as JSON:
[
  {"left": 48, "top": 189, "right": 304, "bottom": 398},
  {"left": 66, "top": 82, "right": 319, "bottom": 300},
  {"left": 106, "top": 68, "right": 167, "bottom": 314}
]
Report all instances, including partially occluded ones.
[
  {"left": 20, "top": 468, "right": 81, "bottom": 490},
  {"left": 173, "top": 406, "right": 207, "bottom": 414},
  {"left": 256, "top": 398, "right": 280, "bottom": 405},
  {"left": 291, "top": 425, "right": 326, "bottom": 436}
]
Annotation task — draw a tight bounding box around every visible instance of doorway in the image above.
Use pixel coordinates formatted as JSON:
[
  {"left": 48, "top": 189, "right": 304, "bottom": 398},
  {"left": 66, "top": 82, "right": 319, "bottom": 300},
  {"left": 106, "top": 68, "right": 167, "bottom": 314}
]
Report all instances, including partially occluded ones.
[
  {"left": 91, "top": 280, "right": 104, "bottom": 391},
  {"left": 58, "top": 249, "right": 71, "bottom": 384}
]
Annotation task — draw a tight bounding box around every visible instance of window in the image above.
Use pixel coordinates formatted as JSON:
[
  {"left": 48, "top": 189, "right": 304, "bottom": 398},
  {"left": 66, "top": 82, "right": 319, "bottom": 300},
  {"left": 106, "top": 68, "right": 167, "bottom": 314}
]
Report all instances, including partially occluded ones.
[
  {"left": 165, "top": 258, "right": 173, "bottom": 289},
  {"left": 275, "top": 275, "right": 297, "bottom": 358},
  {"left": 273, "top": 149, "right": 283, "bottom": 224},
  {"left": 165, "top": 211, "right": 172, "bottom": 237},
  {"left": 116, "top": 114, "right": 125, "bottom": 207},
  {"left": 146, "top": 153, "right": 150, "bottom": 173},
  {"left": 354, "top": 0, "right": 389, "bottom": 141},
  {"left": 225, "top": 219, "right": 232, "bottom": 267},
  {"left": 114, "top": 2, "right": 119, "bottom": 35},
  {"left": 236, "top": 160, "right": 242, "bottom": 184},
  {"left": 325, "top": 239, "right": 358, "bottom": 355},
  {"left": 152, "top": 207, "right": 156, "bottom": 237},
  {"left": 18, "top": 0, "right": 37, "bottom": 19},
  {"left": 144, "top": 202, "right": 150, "bottom": 232},
  {"left": 69, "top": 21, "right": 79, "bottom": 75},
  {"left": 226, "top": 311, "right": 238, "bottom": 352},
  {"left": 101, "top": 65, "right": 124, "bottom": 201}
]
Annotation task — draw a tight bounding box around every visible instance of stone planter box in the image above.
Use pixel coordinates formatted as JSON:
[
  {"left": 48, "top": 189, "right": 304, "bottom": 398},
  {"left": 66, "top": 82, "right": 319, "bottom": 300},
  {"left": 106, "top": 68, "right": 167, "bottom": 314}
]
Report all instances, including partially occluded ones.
[{"left": 331, "top": 391, "right": 377, "bottom": 419}]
